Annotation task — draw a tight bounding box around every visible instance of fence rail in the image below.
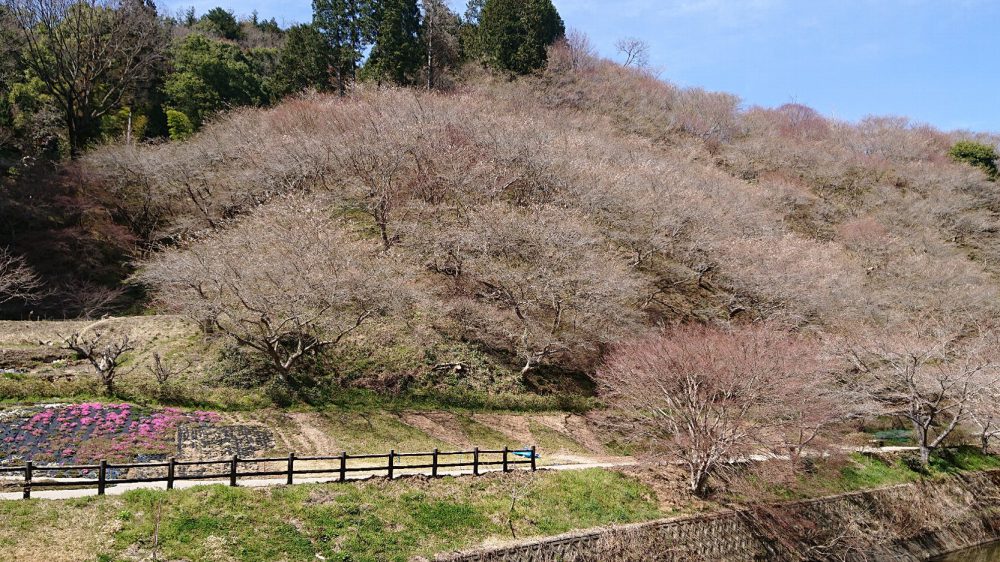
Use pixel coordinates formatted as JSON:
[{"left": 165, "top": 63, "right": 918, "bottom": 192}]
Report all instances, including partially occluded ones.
[{"left": 1, "top": 445, "right": 538, "bottom": 499}]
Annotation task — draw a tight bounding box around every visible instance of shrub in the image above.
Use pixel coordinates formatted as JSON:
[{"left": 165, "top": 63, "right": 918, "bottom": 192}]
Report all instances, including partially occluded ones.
[
  {"left": 949, "top": 140, "right": 998, "bottom": 178},
  {"left": 165, "top": 109, "right": 194, "bottom": 141}
]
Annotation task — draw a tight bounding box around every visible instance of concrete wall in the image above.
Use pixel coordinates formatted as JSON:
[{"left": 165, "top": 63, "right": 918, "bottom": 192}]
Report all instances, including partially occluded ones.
[{"left": 437, "top": 470, "right": 1000, "bottom": 561}]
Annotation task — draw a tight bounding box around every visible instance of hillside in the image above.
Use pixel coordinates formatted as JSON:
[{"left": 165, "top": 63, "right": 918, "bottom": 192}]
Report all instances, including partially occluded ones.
[
  {"left": 4, "top": 0, "right": 1000, "bottom": 559},
  {"left": 68, "top": 50, "right": 999, "bottom": 391}
]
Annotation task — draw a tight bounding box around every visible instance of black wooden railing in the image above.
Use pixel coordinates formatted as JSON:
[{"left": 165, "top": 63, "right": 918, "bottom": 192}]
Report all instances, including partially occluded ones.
[{"left": 0, "top": 445, "right": 538, "bottom": 499}]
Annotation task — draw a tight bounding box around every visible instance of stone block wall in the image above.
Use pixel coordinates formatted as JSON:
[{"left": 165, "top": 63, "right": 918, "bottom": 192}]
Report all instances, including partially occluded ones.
[{"left": 438, "top": 470, "right": 1000, "bottom": 561}]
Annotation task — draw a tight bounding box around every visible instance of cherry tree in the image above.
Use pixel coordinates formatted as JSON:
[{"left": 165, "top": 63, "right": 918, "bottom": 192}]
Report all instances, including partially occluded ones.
[{"left": 597, "top": 324, "right": 825, "bottom": 496}]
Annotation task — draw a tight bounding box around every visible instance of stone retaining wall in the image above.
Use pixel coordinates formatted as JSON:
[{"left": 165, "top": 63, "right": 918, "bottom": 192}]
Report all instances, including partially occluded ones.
[{"left": 438, "top": 470, "right": 1000, "bottom": 561}]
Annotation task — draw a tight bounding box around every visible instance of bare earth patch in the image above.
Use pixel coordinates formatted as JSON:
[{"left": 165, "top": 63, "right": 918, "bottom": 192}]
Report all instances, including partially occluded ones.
[{"left": 398, "top": 412, "right": 469, "bottom": 447}]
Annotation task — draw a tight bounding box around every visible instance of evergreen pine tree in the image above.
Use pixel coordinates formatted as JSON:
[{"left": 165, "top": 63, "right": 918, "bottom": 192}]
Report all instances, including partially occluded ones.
[
  {"left": 365, "top": 0, "right": 423, "bottom": 85},
  {"left": 478, "top": 0, "right": 563, "bottom": 75},
  {"left": 276, "top": 24, "right": 337, "bottom": 96},
  {"left": 312, "top": 0, "right": 376, "bottom": 95}
]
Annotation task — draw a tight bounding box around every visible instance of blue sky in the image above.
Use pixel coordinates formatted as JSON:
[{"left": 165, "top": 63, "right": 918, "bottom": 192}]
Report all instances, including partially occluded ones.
[{"left": 162, "top": 0, "right": 1000, "bottom": 133}]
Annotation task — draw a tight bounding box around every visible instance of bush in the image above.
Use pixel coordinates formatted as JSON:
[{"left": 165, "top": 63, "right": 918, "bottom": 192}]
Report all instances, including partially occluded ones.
[
  {"left": 165, "top": 109, "right": 194, "bottom": 141},
  {"left": 949, "top": 140, "right": 998, "bottom": 178}
]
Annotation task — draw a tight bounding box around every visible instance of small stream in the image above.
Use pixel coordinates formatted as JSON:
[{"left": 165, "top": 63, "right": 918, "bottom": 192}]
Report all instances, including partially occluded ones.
[{"left": 932, "top": 542, "right": 1000, "bottom": 561}]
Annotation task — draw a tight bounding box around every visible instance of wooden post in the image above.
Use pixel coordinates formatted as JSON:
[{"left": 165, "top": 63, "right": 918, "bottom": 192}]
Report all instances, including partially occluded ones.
[
  {"left": 167, "top": 457, "right": 175, "bottom": 490},
  {"left": 432, "top": 448, "right": 439, "bottom": 478},
  {"left": 339, "top": 451, "right": 347, "bottom": 483},
  {"left": 473, "top": 447, "right": 480, "bottom": 476},
  {"left": 23, "top": 461, "right": 32, "bottom": 499},
  {"left": 531, "top": 446, "right": 537, "bottom": 472},
  {"left": 388, "top": 450, "right": 395, "bottom": 480},
  {"left": 229, "top": 455, "right": 238, "bottom": 487},
  {"left": 287, "top": 452, "right": 295, "bottom": 486},
  {"left": 98, "top": 460, "right": 107, "bottom": 495},
  {"left": 503, "top": 446, "right": 509, "bottom": 472}
]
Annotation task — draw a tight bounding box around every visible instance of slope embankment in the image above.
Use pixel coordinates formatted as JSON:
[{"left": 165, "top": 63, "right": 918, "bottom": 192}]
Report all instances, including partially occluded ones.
[{"left": 437, "top": 470, "right": 1000, "bottom": 562}]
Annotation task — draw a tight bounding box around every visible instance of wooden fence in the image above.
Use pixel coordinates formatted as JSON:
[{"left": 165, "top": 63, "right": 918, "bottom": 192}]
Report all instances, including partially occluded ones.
[{"left": 0, "top": 445, "right": 537, "bottom": 499}]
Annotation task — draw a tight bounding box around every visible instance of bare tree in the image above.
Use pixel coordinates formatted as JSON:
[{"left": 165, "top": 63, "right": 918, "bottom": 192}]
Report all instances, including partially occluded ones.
[
  {"left": 62, "top": 330, "right": 134, "bottom": 394},
  {"left": 420, "top": 203, "right": 646, "bottom": 377},
  {"left": 769, "top": 359, "right": 856, "bottom": 470},
  {"left": 60, "top": 281, "right": 124, "bottom": 319},
  {"left": 614, "top": 37, "right": 649, "bottom": 68},
  {"left": 967, "top": 378, "right": 1000, "bottom": 454},
  {"left": 548, "top": 29, "right": 598, "bottom": 73},
  {"left": 138, "top": 197, "right": 409, "bottom": 382},
  {"left": 333, "top": 102, "right": 424, "bottom": 252},
  {"left": 0, "top": 247, "right": 42, "bottom": 305},
  {"left": 846, "top": 328, "right": 999, "bottom": 466},
  {"left": 4, "top": 0, "right": 166, "bottom": 156},
  {"left": 596, "top": 324, "right": 823, "bottom": 497},
  {"left": 147, "top": 352, "right": 191, "bottom": 385}
]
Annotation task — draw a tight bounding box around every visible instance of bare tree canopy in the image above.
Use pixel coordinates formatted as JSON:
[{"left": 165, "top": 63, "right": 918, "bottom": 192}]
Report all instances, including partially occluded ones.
[
  {"left": 3, "top": 0, "right": 166, "bottom": 156},
  {"left": 596, "top": 324, "right": 832, "bottom": 496},
  {"left": 0, "top": 246, "right": 42, "bottom": 304},
  {"left": 614, "top": 37, "right": 649, "bottom": 68},
  {"left": 62, "top": 329, "right": 134, "bottom": 394},
  {"left": 846, "top": 326, "right": 1000, "bottom": 465},
  {"left": 138, "top": 197, "right": 410, "bottom": 381}
]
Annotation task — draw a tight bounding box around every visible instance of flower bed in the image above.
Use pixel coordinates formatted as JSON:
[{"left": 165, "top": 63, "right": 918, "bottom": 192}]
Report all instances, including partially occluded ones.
[{"left": 0, "top": 403, "right": 220, "bottom": 465}]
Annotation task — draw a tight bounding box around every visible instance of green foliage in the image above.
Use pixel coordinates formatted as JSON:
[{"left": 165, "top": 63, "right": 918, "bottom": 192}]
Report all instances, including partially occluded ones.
[
  {"left": 478, "top": 0, "right": 564, "bottom": 75},
  {"left": 165, "top": 109, "right": 194, "bottom": 141},
  {"left": 251, "top": 12, "right": 282, "bottom": 34},
  {"left": 949, "top": 140, "right": 998, "bottom": 179},
  {"left": 464, "top": 0, "right": 486, "bottom": 24},
  {"left": 100, "top": 107, "right": 147, "bottom": 142},
  {"left": 198, "top": 7, "right": 245, "bottom": 41},
  {"left": 275, "top": 24, "right": 337, "bottom": 95},
  {"left": 164, "top": 34, "right": 266, "bottom": 128},
  {"left": 312, "top": 0, "right": 377, "bottom": 93},
  {"left": 247, "top": 47, "right": 283, "bottom": 101},
  {"left": 364, "top": 0, "right": 423, "bottom": 85}
]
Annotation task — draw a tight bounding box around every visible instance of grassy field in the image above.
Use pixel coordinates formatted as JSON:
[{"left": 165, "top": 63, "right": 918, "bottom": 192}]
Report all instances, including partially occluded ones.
[
  {"left": 736, "top": 446, "right": 1000, "bottom": 501},
  {"left": 0, "top": 469, "right": 659, "bottom": 562}
]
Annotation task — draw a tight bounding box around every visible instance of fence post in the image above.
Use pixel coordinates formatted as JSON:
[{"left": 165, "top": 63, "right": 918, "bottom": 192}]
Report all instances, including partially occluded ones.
[
  {"left": 531, "top": 446, "right": 537, "bottom": 472},
  {"left": 229, "top": 455, "right": 238, "bottom": 487},
  {"left": 167, "top": 457, "right": 175, "bottom": 490},
  {"left": 432, "top": 448, "right": 439, "bottom": 478},
  {"left": 503, "top": 446, "right": 509, "bottom": 472},
  {"left": 287, "top": 452, "right": 295, "bottom": 486},
  {"left": 339, "top": 451, "right": 347, "bottom": 483},
  {"left": 473, "top": 447, "right": 480, "bottom": 476},
  {"left": 388, "top": 450, "right": 395, "bottom": 480},
  {"left": 23, "top": 461, "right": 32, "bottom": 499},
  {"left": 98, "top": 459, "right": 107, "bottom": 495}
]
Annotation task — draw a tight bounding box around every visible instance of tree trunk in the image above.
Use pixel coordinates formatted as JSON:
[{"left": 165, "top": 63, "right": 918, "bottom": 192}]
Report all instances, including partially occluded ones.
[{"left": 691, "top": 468, "right": 710, "bottom": 497}]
